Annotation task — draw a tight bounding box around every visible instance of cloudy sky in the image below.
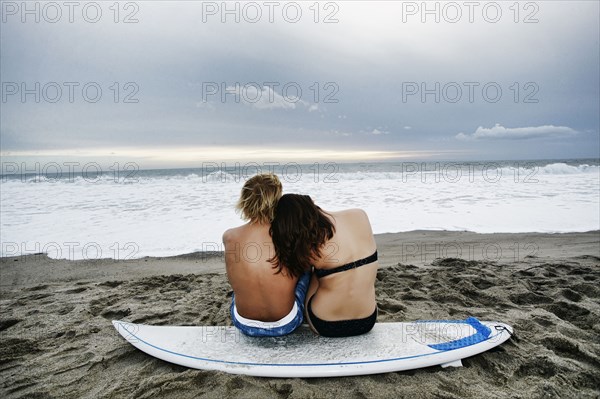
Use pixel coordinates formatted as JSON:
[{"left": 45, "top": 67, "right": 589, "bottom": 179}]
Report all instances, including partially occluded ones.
[{"left": 1, "top": 1, "right": 598, "bottom": 168}]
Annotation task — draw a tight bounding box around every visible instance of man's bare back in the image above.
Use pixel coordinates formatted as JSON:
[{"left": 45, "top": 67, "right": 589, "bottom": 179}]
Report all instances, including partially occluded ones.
[{"left": 223, "top": 222, "right": 298, "bottom": 321}]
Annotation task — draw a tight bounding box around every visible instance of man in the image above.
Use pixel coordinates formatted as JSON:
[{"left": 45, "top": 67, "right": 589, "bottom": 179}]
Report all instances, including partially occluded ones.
[{"left": 223, "top": 173, "right": 310, "bottom": 336}]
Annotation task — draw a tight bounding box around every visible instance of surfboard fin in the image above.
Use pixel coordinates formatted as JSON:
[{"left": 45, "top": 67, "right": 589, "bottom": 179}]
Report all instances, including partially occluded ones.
[{"left": 441, "top": 360, "right": 463, "bottom": 368}]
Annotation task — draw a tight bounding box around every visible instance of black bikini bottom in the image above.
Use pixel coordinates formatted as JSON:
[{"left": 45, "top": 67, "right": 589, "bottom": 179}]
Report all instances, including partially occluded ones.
[{"left": 306, "top": 295, "right": 377, "bottom": 338}]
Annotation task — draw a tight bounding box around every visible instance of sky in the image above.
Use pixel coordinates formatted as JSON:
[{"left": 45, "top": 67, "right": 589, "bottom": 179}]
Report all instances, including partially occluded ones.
[{"left": 1, "top": 0, "right": 599, "bottom": 169}]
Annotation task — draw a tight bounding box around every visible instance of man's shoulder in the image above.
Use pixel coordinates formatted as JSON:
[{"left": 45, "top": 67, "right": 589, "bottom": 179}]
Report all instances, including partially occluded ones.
[
  {"left": 222, "top": 225, "right": 245, "bottom": 244},
  {"left": 223, "top": 222, "right": 271, "bottom": 245}
]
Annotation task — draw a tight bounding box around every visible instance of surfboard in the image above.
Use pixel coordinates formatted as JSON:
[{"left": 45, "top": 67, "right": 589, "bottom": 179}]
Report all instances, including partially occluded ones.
[{"left": 112, "top": 317, "right": 513, "bottom": 378}]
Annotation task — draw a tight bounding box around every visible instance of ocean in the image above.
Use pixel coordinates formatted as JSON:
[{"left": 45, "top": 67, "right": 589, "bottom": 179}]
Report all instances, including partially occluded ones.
[{"left": 1, "top": 158, "right": 598, "bottom": 260}]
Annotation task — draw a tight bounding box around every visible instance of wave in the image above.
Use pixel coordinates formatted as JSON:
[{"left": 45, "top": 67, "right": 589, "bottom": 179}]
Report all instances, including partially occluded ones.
[
  {"left": 2, "top": 161, "right": 597, "bottom": 185},
  {"left": 535, "top": 163, "right": 599, "bottom": 174}
]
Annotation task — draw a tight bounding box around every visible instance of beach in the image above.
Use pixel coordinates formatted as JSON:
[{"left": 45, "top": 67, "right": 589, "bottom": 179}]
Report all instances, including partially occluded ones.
[
  {"left": 1, "top": 230, "right": 599, "bottom": 398},
  {"left": 2, "top": 0, "right": 598, "bottom": 396}
]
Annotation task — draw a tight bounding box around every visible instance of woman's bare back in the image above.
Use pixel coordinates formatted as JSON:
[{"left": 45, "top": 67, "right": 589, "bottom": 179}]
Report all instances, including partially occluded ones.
[{"left": 309, "top": 209, "right": 378, "bottom": 320}]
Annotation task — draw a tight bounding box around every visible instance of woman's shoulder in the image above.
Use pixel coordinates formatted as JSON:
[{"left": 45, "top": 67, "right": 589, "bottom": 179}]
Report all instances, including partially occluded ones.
[
  {"left": 329, "top": 208, "right": 371, "bottom": 227},
  {"left": 334, "top": 208, "right": 369, "bottom": 219}
]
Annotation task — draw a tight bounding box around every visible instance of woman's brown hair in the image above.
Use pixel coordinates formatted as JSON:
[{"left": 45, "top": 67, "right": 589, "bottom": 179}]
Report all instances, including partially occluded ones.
[{"left": 269, "top": 194, "right": 335, "bottom": 278}]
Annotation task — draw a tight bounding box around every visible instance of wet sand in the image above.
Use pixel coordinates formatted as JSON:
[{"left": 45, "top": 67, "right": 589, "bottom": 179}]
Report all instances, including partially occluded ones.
[{"left": 1, "top": 230, "right": 599, "bottom": 398}]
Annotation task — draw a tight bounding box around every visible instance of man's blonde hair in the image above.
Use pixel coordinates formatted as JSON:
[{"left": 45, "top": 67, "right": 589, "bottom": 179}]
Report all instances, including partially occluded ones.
[{"left": 236, "top": 173, "right": 282, "bottom": 224}]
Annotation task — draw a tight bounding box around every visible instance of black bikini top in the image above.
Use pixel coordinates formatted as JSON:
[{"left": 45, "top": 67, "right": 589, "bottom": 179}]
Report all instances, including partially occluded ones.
[{"left": 314, "top": 250, "right": 378, "bottom": 278}]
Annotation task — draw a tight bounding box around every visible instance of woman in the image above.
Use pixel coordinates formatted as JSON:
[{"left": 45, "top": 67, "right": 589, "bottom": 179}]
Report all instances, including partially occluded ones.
[{"left": 269, "top": 194, "right": 378, "bottom": 337}]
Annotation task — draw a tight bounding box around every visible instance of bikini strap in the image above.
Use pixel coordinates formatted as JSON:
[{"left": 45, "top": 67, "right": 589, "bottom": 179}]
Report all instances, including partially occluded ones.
[{"left": 314, "top": 250, "right": 378, "bottom": 278}]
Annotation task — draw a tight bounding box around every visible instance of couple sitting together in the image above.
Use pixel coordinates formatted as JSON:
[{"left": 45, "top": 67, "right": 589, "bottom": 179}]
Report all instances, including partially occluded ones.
[{"left": 223, "top": 173, "right": 379, "bottom": 338}]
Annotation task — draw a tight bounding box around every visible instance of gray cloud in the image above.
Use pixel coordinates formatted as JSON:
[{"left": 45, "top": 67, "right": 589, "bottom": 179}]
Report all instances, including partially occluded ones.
[
  {"left": 456, "top": 124, "right": 578, "bottom": 141},
  {"left": 224, "top": 85, "right": 317, "bottom": 111},
  {"left": 368, "top": 129, "right": 389, "bottom": 135},
  {"left": 0, "top": 1, "right": 598, "bottom": 163}
]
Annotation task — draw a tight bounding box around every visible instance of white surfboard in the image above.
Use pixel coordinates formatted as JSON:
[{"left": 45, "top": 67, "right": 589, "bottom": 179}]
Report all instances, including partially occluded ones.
[{"left": 112, "top": 317, "right": 513, "bottom": 378}]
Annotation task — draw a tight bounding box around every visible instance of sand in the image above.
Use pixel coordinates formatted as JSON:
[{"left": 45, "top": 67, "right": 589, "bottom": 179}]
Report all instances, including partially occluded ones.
[{"left": 1, "top": 230, "right": 599, "bottom": 398}]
